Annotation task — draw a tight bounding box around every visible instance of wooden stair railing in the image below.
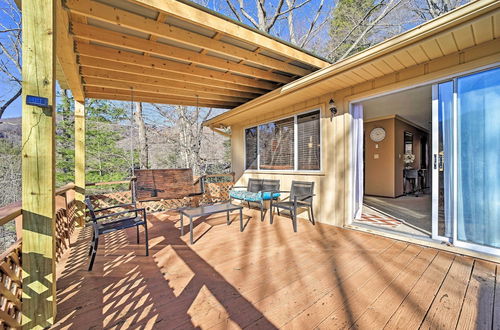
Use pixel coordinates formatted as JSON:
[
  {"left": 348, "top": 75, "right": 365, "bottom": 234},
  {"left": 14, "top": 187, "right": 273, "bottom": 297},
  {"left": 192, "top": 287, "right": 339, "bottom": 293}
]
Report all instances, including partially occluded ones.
[{"left": 0, "top": 183, "right": 78, "bottom": 329}]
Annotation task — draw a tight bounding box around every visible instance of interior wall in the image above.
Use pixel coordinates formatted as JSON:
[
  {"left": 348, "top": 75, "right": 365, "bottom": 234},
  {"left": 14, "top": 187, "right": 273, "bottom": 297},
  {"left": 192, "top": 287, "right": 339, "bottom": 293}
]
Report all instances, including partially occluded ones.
[{"left": 364, "top": 118, "right": 395, "bottom": 197}]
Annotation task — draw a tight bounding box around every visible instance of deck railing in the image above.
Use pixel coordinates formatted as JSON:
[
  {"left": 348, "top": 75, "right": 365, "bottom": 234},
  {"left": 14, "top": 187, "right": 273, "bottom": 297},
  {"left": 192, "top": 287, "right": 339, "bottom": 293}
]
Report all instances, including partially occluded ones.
[
  {"left": 0, "top": 183, "right": 78, "bottom": 329},
  {"left": 86, "top": 173, "right": 235, "bottom": 214}
]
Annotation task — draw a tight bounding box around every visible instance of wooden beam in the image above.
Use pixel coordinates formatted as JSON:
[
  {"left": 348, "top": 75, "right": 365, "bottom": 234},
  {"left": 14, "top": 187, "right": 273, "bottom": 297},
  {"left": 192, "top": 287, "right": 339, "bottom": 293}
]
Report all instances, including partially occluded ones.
[
  {"left": 83, "top": 85, "right": 249, "bottom": 103},
  {"left": 86, "top": 92, "right": 238, "bottom": 108},
  {"left": 78, "top": 55, "right": 268, "bottom": 94},
  {"left": 76, "top": 43, "right": 276, "bottom": 91},
  {"left": 65, "top": 0, "right": 312, "bottom": 76},
  {"left": 71, "top": 23, "right": 293, "bottom": 84},
  {"left": 80, "top": 67, "right": 259, "bottom": 99},
  {"left": 55, "top": 0, "right": 84, "bottom": 101},
  {"left": 21, "top": 0, "right": 57, "bottom": 327},
  {"left": 128, "top": 0, "right": 330, "bottom": 68},
  {"left": 74, "top": 100, "right": 85, "bottom": 227}
]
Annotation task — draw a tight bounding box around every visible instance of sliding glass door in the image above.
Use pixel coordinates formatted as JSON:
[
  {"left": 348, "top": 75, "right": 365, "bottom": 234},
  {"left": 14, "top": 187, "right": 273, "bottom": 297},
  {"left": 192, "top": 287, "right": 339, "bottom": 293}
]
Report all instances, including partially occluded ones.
[{"left": 432, "top": 67, "right": 500, "bottom": 253}]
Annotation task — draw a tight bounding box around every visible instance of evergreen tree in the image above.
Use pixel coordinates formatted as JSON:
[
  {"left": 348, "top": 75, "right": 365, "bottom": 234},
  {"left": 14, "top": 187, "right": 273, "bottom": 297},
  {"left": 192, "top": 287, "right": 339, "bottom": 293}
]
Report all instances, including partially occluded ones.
[
  {"left": 56, "top": 93, "right": 134, "bottom": 186},
  {"left": 329, "top": 0, "right": 377, "bottom": 61}
]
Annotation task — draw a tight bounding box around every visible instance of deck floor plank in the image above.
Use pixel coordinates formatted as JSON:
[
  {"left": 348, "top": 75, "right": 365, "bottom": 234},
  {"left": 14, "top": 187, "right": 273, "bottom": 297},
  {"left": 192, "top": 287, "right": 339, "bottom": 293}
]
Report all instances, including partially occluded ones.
[
  {"left": 383, "top": 251, "right": 455, "bottom": 329},
  {"left": 52, "top": 209, "right": 500, "bottom": 330},
  {"left": 314, "top": 244, "right": 423, "bottom": 329},
  {"left": 350, "top": 247, "right": 438, "bottom": 329},
  {"left": 456, "top": 259, "right": 496, "bottom": 330},
  {"left": 419, "top": 255, "right": 474, "bottom": 329}
]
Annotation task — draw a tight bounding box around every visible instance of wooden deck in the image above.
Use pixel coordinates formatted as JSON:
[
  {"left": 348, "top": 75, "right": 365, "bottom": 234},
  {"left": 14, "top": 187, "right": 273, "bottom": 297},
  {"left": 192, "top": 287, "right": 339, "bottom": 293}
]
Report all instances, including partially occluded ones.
[{"left": 52, "top": 209, "right": 500, "bottom": 329}]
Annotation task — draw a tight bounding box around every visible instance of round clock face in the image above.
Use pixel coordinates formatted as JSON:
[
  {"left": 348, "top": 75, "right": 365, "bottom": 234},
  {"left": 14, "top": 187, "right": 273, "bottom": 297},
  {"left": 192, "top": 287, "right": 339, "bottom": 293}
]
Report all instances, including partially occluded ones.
[{"left": 370, "top": 127, "right": 386, "bottom": 142}]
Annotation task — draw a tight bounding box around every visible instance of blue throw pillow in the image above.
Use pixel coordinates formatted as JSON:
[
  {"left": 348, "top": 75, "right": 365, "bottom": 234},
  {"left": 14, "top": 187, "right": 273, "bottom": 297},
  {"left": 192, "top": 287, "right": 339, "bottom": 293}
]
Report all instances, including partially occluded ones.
[{"left": 261, "top": 192, "right": 281, "bottom": 200}]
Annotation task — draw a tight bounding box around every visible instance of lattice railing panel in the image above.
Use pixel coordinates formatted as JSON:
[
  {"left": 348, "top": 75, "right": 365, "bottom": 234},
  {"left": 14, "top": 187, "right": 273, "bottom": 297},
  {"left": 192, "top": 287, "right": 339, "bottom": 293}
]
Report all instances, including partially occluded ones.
[
  {"left": 202, "top": 182, "right": 234, "bottom": 204},
  {"left": 0, "top": 240, "right": 21, "bottom": 329}
]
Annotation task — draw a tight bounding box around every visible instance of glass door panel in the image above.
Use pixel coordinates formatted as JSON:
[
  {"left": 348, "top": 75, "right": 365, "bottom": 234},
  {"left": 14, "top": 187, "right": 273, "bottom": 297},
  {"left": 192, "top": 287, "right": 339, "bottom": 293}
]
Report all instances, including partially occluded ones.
[
  {"left": 432, "top": 81, "right": 454, "bottom": 240},
  {"left": 456, "top": 67, "right": 500, "bottom": 249}
]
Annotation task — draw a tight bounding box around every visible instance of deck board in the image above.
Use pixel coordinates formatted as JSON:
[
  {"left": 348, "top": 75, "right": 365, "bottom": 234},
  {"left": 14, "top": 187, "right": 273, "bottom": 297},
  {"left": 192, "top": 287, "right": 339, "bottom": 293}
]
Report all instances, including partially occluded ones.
[{"left": 52, "top": 209, "right": 500, "bottom": 329}]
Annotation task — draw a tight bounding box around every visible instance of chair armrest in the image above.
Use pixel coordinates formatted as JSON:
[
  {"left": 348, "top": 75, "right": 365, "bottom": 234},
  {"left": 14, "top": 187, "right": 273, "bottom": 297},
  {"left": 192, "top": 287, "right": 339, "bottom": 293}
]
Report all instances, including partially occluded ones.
[
  {"left": 231, "top": 186, "right": 248, "bottom": 189},
  {"left": 293, "top": 194, "right": 315, "bottom": 205},
  {"left": 94, "top": 203, "right": 135, "bottom": 213},
  {"left": 187, "top": 192, "right": 204, "bottom": 197},
  {"left": 94, "top": 208, "right": 146, "bottom": 221}
]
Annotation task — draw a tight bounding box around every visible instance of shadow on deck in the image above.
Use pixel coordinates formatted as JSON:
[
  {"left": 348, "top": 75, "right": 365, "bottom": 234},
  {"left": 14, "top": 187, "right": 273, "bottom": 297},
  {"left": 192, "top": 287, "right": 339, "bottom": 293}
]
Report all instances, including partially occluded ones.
[{"left": 52, "top": 209, "right": 500, "bottom": 329}]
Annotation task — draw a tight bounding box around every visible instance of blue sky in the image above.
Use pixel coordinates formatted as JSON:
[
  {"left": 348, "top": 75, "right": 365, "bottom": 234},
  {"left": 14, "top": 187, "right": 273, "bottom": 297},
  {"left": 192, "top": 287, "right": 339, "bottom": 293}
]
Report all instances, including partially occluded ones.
[{"left": 0, "top": 0, "right": 334, "bottom": 119}]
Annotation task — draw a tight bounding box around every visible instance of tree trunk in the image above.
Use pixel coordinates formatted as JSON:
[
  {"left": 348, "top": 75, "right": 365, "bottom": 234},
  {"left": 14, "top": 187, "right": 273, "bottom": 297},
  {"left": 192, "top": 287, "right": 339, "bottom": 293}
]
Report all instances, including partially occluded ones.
[{"left": 134, "top": 102, "right": 149, "bottom": 169}]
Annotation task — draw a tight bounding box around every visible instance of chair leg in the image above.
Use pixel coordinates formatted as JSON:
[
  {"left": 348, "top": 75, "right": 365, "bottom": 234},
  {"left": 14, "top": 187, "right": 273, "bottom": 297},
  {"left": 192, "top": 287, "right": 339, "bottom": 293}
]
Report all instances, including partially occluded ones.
[
  {"left": 310, "top": 206, "right": 316, "bottom": 225},
  {"left": 136, "top": 226, "right": 140, "bottom": 244},
  {"left": 260, "top": 202, "right": 264, "bottom": 222},
  {"left": 270, "top": 206, "right": 274, "bottom": 224},
  {"left": 144, "top": 224, "right": 149, "bottom": 256},
  {"left": 88, "top": 230, "right": 95, "bottom": 256},
  {"left": 88, "top": 236, "right": 99, "bottom": 271},
  {"left": 292, "top": 208, "right": 298, "bottom": 233}
]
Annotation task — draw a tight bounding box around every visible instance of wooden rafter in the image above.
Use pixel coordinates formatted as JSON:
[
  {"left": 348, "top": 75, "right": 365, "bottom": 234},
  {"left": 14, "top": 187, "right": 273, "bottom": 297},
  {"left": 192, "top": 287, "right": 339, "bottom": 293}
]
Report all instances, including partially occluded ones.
[
  {"left": 55, "top": 0, "right": 84, "bottom": 101},
  {"left": 86, "top": 92, "right": 238, "bottom": 108},
  {"left": 75, "top": 43, "right": 277, "bottom": 91},
  {"left": 71, "top": 23, "right": 293, "bottom": 84},
  {"left": 128, "top": 0, "right": 330, "bottom": 68},
  {"left": 78, "top": 55, "right": 268, "bottom": 94},
  {"left": 80, "top": 67, "right": 259, "bottom": 99},
  {"left": 82, "top": 82, "right": 250, "bottom": 103},
  {"left": 84, "top": 86, "right": 247, "bottom": 104},
  {"left": 65, "top": 0, "right": 312, "bottom": 76}
]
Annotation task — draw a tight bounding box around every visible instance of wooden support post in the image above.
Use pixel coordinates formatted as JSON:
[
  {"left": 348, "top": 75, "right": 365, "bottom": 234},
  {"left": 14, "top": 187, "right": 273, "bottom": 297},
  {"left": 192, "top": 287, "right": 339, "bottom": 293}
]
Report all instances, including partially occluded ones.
[
  {"left": 74, "top": 100, "right": 86, "bottom": 226},
  {"left": 21, "top": 0, "right": 57, "bottom": 327}
]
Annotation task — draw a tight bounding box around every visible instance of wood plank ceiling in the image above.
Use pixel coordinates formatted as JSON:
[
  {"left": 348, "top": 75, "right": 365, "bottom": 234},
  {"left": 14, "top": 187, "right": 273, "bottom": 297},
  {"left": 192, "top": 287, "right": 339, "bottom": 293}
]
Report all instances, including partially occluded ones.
[{"left": 60, "top": 0, "right": 331, "bottom": 108}]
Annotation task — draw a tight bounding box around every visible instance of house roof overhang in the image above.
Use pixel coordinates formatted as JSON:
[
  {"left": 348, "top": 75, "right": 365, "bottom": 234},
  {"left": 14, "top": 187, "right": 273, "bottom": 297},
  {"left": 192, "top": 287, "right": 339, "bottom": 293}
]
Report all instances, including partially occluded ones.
[
  {"left": 52, "top": 0, "right": 330, "bottom": 108},
  {"left": 204, "top": 0, "right": 500, "bottom": 127}
]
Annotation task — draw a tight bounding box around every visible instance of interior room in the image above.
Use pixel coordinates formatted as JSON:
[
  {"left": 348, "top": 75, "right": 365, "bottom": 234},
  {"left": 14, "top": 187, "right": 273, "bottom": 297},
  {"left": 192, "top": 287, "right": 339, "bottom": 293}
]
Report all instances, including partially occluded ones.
[{"left": 353, "top": 85, "right": 433, "bottom": 238}]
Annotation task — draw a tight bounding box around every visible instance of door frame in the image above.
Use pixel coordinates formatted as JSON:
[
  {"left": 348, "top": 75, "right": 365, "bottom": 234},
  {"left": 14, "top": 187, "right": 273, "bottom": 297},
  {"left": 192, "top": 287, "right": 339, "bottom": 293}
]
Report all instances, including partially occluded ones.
[{"left": 348, "top": 63, "right": 500, "bottom": 256}]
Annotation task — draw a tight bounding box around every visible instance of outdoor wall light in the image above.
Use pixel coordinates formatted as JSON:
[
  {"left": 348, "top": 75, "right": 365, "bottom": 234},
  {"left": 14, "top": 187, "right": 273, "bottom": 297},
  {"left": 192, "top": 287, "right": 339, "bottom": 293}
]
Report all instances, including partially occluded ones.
[{"left": 329, "top": 98, "right": 337, "bottom": 120}]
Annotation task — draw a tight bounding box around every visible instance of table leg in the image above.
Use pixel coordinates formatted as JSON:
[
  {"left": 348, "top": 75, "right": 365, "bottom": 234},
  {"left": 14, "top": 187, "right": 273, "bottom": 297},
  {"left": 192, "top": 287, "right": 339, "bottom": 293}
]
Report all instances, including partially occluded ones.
[
  {"left": 190, "top": 216, "right": 194, "bottom": 244},
  {"left": 240, "top": 208, "right": 243, "bottom": 232},
  {"left": 227, "top": 211, "right": 230, "bottom": 225},
  {"left": 180, "top": 213, "right": 184, "bottom": 236}
]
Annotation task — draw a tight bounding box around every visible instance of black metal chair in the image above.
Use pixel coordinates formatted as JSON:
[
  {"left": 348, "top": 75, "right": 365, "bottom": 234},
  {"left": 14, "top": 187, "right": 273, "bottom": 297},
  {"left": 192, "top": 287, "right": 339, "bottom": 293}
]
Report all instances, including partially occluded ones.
[
  {"left": 85, "top": 197, "right": 149, "bottom": 271},
  {"left": 229, "top": 178, "right": 280, "bottom": 220},
  {"left": 271, "top": 181, "right": 315, "bottom": 232}
]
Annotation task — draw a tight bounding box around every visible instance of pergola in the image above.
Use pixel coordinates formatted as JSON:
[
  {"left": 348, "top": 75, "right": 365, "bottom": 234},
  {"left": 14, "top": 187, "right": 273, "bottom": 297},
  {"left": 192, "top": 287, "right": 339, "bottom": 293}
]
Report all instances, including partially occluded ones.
[{"left": 19, "top": 0, "right": 329, "bottom": 327}]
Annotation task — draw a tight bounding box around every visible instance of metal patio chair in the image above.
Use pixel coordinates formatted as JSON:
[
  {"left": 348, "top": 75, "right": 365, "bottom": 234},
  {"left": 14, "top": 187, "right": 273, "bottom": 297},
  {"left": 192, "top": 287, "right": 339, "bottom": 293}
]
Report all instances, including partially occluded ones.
[
  {"left": 85, "top": 197, "right": 148, "bottom": 271},
  {"left": 229, "top": 178, "right": 281, "bottom": 220},
  {"left": 271, "top": 181, "right": 315, "bottom": 232}
]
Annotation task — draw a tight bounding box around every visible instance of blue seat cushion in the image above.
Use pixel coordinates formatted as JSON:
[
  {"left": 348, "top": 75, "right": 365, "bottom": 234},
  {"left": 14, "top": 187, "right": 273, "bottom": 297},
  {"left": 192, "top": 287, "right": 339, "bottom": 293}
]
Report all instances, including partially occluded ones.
[{"left": 230, "top": 190, "right": 280, "bottom": 202}]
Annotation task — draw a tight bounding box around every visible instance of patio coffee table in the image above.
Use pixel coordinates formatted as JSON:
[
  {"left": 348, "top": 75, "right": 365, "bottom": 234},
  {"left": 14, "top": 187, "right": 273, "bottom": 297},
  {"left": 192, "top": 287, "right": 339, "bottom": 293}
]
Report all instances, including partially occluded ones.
[{"left": 179, "top": 202, "right": 244, "bottom": 244}]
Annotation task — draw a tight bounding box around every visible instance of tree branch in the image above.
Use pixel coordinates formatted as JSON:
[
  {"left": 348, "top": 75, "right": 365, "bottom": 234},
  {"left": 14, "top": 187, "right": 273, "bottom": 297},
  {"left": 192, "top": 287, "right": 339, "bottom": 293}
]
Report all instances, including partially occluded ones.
[{"left": 0, "top": 87, "right": 21, "bottom": 119}]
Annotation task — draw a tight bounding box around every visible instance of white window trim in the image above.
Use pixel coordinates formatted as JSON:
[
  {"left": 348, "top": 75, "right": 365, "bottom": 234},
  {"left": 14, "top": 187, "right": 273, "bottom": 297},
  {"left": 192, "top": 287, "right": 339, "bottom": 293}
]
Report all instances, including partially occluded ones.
[{"left": 243, "top": 108, "right": 322, "bottom": 173}]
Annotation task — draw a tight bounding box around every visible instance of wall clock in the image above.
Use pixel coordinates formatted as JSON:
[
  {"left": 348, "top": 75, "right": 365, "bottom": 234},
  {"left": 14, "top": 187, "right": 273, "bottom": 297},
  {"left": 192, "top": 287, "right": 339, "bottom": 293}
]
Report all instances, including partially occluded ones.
[{"left": 370, "top": 127, "right": 386, "bottom": 142}]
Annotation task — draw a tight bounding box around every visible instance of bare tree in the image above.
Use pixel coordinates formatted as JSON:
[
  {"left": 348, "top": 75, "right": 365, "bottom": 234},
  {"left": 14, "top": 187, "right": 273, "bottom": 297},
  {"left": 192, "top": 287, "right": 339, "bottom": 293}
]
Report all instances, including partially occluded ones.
[
  {"left": 134, "top": 102, "right": 149, "bottom": 169},
  {"left": 0, "top": 0, "right": 21, "bottom": 119},
  {"left": 225, "top": 0, "right": 328, "bottom": 48},
  {"left": 414, "top": 0, "right": 464, "bottom": 19},
  {"left": 151, "top": 104, "right": 228, "bottom": 175}
]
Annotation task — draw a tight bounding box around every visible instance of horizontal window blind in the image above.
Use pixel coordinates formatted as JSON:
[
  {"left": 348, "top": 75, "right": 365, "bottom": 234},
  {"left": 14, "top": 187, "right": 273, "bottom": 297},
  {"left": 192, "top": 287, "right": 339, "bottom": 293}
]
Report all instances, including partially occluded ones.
[
  {"left": 259, "top": 117, "right": 294, "bottom": 170},
  {"left": 297, "top": 110, "right": 321, "bottom": 170},
  {"left": 243, "top": 109, "right": 321, "bottom": 171}
]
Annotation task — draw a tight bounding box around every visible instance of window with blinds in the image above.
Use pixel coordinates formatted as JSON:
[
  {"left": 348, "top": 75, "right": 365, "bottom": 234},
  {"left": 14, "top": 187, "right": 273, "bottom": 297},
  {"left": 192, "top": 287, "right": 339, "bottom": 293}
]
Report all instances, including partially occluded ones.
[
  {"left": 297, "top": 110, "right": 321, "bottom": 170},
  {"left": 259, "top": 117, "right": 294, "bottom": 170},
  {"left": 245, "top": 126, "right": 258, "bottom": 170},
  {"left": 244, "top": 109, "right": 321, "bottom": 171}
]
